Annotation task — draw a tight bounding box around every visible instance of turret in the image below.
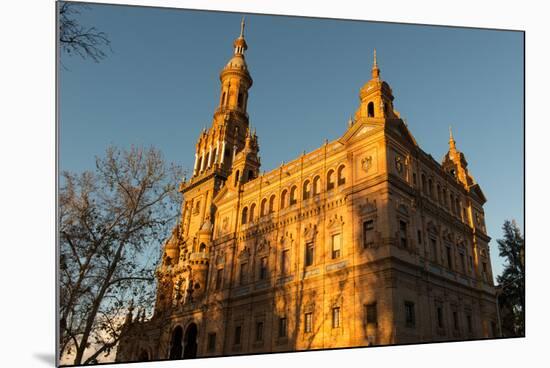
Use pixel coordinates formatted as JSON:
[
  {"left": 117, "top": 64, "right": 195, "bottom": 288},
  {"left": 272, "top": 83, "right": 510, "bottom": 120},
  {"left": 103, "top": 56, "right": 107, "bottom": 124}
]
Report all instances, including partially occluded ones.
[
  {"left": 442, "top": 127, "right": 475, "bottom": 188},
  {"left": 229, "top": 127, "right": 261, "bottom": 187},
  {"left": 354, "top": 50, "right": 399, "bottom": 122}
]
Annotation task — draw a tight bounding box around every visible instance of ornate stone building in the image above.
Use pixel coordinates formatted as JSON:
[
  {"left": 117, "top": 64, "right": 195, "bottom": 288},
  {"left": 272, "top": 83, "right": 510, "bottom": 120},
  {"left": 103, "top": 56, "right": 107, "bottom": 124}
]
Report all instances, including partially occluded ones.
[{"left": 116, "top": 20, "right": 498, "bottom": 363}]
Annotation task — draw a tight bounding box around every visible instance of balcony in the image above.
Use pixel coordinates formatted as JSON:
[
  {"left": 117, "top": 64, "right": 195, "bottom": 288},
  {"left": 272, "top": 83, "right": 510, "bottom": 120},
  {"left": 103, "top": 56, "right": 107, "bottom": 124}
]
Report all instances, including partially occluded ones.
[{"left": 189, "top": 252, "right": 209, "bottom": 262}]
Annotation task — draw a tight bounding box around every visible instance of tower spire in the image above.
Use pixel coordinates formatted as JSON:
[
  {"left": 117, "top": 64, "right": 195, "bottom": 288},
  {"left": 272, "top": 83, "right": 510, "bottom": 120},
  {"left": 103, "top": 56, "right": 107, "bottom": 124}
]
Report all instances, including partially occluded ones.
[
  {"left": 233, "top": 17, "right": 248, "bottom": 56},
  {"left": 449, "top": 125, "right": 456, "bottom": 150},
  {"left": 240, "top": 16, "right": 245, "bottom": 38},
  {"left": 371, "top": 48, "right": 380, "bottom": 80}
]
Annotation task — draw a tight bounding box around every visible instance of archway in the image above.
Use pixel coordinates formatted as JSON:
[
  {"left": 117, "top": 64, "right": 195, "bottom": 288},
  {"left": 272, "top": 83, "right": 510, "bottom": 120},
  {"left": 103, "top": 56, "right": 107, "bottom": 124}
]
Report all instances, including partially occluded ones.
[
  {"left": 183, "top": 323, "right": 198, "bottom": 359},
  {"left": 137, "top": 348, "right": 149, "bottom": 362},
  {"left": 169, "top": 326, "right": 183, "bottom": 359}
]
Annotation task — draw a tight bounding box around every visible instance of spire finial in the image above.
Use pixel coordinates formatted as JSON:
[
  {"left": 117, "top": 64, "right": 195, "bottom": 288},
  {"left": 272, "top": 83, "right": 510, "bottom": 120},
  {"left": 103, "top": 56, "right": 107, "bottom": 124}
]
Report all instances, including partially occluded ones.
[
  {"left": 371, "top": 48, "right": 380, "bottom": 80},
  {"left": 449, "top": 125, "right": 456, "bottom": 150},
  {"left": 240, "top": 16, "right": 246, "bottom": 38}
]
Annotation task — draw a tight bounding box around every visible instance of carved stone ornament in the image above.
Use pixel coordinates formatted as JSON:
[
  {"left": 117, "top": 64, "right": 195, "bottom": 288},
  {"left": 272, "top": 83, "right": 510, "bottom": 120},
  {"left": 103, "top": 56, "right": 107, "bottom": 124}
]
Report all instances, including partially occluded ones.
[
  {"left": 256, "top": 238, "right": 270, "bottom": 254},
  {"left": 395, "top": 156, "right": 404, "bottom": 173},
  {"left": 359, "top": 198, "right": 377, "bottom": 216},
  {"left": 238, "top": 246, "right": 250, "bottom": 260},
  {"left": 303, "top": 224, "right": 318, "bottom": 239},
  {"left": 222, "top": 216, "right": 229, "bottom": 232},
  {"left": 328, "top": 214, "right": 344, "bottom": 229},
  {"left": 361, "top": 155, "right": 373, "bottom": 173}
]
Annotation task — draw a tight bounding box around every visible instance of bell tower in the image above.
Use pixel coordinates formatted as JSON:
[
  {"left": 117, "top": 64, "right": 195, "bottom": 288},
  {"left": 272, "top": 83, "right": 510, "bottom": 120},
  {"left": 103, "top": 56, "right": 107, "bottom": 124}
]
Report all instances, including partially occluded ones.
[
  {"left": 354, "top": 50, "right": 399, "bottom": 122},
  {"left": 191, "top": 17, "right": 254, "bottom": 179},
  {"left": 155, "top": 19, "right": 256, "bottom": 313}
]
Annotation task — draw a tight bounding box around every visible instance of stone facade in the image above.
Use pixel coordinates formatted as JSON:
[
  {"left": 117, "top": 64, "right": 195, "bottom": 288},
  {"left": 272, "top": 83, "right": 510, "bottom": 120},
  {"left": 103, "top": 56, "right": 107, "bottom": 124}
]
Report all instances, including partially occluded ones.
[{"left": 116, "top": 20, "right": 498, "bottom": 363}]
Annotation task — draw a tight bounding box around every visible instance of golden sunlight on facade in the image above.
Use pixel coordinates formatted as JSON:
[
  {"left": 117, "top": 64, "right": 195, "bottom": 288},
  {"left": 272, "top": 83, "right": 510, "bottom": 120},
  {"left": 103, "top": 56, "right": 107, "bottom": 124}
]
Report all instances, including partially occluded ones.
[{"left": 116, "top": 19, "right": 498, "bottom": 362}]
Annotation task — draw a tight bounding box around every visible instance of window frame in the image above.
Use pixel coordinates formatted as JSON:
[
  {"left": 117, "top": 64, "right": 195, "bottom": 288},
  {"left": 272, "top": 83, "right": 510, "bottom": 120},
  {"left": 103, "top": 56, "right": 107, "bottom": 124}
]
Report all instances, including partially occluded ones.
[{"left": 331, "top": 233, "right": 342, "bottom": 259}]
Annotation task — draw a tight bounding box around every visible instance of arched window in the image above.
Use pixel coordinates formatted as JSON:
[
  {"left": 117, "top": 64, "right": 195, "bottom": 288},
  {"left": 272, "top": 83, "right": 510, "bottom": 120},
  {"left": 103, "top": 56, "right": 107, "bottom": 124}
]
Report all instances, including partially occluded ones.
[
  {"left": 248, "top": 170, "right": 254, "bottom": 181},
  {"left": 234, "top": 170, "right": 240, "bottom": 187},
  {"left": 205, "top": 152, "right": 210, "bottom": 168},
  {"left": 280, "top": 189, "right": 288, "bottom": 209},
  {"left": 221, "top": 92, "right": 227, "bottom": 106},
  {"left": 260, "top": 198, "right": 267, "bottom": 217},
  {"left": 241, "top": 207, "right": 248, "bottom": 225},
  {"left": 367, "top": 102, "right": 375, "bottom": 117},
  {"left": 327, "top": 170, "right": 335, "bottom": 190},
  {"left": 199, "top": 243, "right": 206, "bottom": 253},
  {"left": 269, "top": 195, "right": 276, "bottom": 213},
  {"left": 303, "top": 180, "right": 311, "bottom": 200},
  {"left": 437, "top": 184, "right": 442, "bottom": 203},
  {"left": 337, "top": 165, "right": 346, "bottom": 186},
  {"left": 428, "top": 178, "right": 433, "bottom": 198},
  {"left": 290, "top": 186, "right": 298, "bottom": 206},
  {"left": 250, "top": 203, "right": 256, "bottom": 222},
  {"left": 443, "top": 188, "right": 448, "bottom": 208},
  {"left": 313, "top": 176, "right": 321, "bottom": 196}
]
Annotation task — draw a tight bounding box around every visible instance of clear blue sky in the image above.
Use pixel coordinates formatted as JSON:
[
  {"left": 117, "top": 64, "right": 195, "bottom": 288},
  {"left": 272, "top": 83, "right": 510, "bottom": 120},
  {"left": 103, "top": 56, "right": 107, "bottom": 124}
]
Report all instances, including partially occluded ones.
[{"left": 59, "top": 4, "right": 524, "bottom": 280}]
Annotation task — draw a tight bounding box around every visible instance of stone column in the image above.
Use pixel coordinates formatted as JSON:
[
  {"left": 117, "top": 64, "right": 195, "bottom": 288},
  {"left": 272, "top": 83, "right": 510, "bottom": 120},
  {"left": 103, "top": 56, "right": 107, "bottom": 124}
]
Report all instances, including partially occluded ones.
[
  {"left": 200, "top": 149, "right": 206, "bottom": 172},
  {"left": 207, "top": 145, "right": 213, "bottom": 168},
  {"left": 221, "top": 141, "right": 226, "bottom": 164},
  {"left": 193, "top": 152, "right": 198, "bottom": 175}
]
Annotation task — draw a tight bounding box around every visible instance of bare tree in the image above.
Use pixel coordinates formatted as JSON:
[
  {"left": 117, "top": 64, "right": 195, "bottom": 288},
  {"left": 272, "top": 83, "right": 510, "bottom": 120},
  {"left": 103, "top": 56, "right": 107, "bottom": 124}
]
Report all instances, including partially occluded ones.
[
  {"left": 59, "top": 146, "right": 183, "bottom": 365},
  {"left": 58, "top": 2, "right": 111, "bottom": 62}
]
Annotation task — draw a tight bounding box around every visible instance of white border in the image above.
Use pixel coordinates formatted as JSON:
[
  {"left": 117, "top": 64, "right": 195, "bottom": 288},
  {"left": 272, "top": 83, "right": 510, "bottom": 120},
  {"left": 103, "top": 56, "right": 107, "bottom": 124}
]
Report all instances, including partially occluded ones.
[{"left": 1, "top": 1, "right": 547, "bottom": 367}]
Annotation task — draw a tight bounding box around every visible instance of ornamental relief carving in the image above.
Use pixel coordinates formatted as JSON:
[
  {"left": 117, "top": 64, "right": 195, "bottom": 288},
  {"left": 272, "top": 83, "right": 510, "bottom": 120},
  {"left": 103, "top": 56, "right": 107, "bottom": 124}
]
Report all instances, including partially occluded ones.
[{"left": 358, "top": 198, "right": 377, "bottom": 216}]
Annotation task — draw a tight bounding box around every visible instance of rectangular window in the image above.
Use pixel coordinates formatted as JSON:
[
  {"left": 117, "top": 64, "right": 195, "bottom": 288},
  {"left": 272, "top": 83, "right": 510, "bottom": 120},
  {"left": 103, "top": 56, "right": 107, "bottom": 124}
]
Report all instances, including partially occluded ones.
[
  {"left": 417, "top": 230, "right": 422, "bottom": 246},
  {"left": 413, "top": 173, "right": 417, "bottom": 186},
  {"left": 332, "top": 307, "right": 341, "bottom": 328},
  {"left": 279, "top": 317, "right": 287, "bottom": 338},
  {"left": 469, "top": 255, "right": 474, "bottom": 270},
  {"left": 437, "top": 306, "right": 444, "bottom": 329},
  {"left": 305, "top": 242, "right": 314, "bottom": 266},
  {"left": 331, "top": 233, "right": 341, "bottom": 259},
  {"left": 363, "top": 220, "right": 374, "bottom": 247},
  {"left": 365, "top": 303, "right": 377, "bottom": 325},
  {"left": 453, "top": 311, "right": 459, "bottom": 331},
  {"left": 215, "top": 268, "right": 224, "bottom": 290},
  {"left": 281, "top": 250, "right": 290, "bottom": 275},
  {"left": 431, "top": 238, "right": 437, "bottom": 261},
  {"left": 234, "top": 325, "right": 242, "bottom": 345},
  {"left": 446, "top": 246, "right": 453, "bottom": 270},
  {"left": 404, "top": 301, "right": 416, "bottom": 327},
  {"left": 467, "top": 314, "right": 473, "bottom": 333},
  {"left": 255, "top": 321, "right": 264, "bottom": 342},
  {"left": 304, "top": 312, "right": 313, "bottom": 333},
  {"left": 239, "top": 263, "right": 248, "bottom": 285},
  {"left": 207, "top": 332, "right": 216, "bottom": 352},
  {"left": 460, "top": 253, "right": 466, "bottom": 273},
  {"left": 259, "top": 257, "right": 268, "bottom": 280},
  {"left": 491, "top": 321, "right": 497, "bottom": 337},
  {"left": 399, "top": 220, "right": 408, "bottom": 248}
]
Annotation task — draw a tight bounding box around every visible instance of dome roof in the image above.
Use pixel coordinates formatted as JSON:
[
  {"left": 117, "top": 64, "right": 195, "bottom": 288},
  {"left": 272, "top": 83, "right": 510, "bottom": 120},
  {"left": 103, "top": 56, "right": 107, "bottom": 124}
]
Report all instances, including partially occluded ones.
[{"left": 225, "top": 54, "right": 248, "bottom": 70}]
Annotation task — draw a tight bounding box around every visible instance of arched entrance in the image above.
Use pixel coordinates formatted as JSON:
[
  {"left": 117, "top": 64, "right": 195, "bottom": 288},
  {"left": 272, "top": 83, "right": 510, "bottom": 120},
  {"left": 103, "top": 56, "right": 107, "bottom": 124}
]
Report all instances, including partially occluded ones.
[
  {"left": 169, "top": 326, "right": 183, "bottom": 359},
  {"left": 183, "top": 323, "right": 198, "bottom": 359},
  {"left": 137, "top": 348, "right": 149, "bottom": 362}
]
